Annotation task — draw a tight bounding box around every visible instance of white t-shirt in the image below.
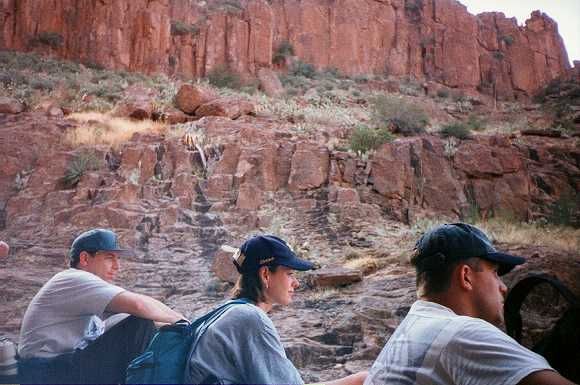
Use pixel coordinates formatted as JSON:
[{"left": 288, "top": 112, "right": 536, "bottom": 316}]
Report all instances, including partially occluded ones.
[
  {"left": 365, "top": 300, "right": 553, "bottom": 385},
  {"left": 18, "top": 268, "right": 125, "bottom": 359}
]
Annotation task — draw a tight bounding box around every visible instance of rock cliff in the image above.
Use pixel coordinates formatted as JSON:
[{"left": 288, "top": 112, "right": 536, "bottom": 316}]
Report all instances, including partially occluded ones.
[{"left": 0, "top": 0, "right": 570, "bottom": 100}]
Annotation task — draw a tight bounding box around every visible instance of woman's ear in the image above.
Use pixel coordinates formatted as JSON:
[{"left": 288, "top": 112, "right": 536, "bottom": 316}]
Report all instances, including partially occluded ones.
[{"left": 258, "top": 266, "right": 270, "bottom": 289}]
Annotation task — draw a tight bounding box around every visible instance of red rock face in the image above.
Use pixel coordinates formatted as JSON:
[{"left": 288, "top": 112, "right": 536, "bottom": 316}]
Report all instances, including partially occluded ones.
[{"left": 0, "top": 0, "right": 570, "bottom": 98}]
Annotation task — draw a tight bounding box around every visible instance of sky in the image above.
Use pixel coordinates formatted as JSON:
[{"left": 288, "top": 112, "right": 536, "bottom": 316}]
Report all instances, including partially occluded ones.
[{"left": 459, "top": 0, "right": 580, "bottom": 65}]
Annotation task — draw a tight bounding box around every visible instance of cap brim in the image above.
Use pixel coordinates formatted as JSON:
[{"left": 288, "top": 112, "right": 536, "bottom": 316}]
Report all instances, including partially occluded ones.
[
  {"left": 483, "top": 252, "right": 525, "bottom": 275},
  {"left": 279, "top": 257, "right": 314, "bottom": 271}
]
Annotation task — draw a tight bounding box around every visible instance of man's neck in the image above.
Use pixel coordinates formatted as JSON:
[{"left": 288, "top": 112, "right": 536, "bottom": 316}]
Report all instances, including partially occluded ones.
[{"left": 419, "top": 292, "right": 473, "bottom": 318}]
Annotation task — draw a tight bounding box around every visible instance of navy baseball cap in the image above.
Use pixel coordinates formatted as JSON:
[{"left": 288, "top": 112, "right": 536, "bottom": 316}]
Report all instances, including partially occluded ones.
[
  {"left": 69, "top": 229, "right": 134, "bottom": 262},
  {"left": 233, "top": 235, "right": 314, "bottom": 274},
  {"left": 413, "top": 223, "right": 525, "bottom": 275}
]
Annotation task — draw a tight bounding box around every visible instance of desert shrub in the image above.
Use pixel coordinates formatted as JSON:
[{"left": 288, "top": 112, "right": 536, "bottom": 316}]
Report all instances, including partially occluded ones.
[
  {"left": 207, "top": 65, "right": 242, "bottom": 89},
  {"left": 500, "top": 35, "right": 515, "bottom": 46},
  {"left": 405, "top": 0, "right": 423, "bottom": 11},
  {"left": 289, "top": 60, "right": 317, "bottom": 79},
  {"left": 466, "top": 114, "right": 486, "bottom": 131},
  {"left": 371, "top": 94, "right": 429, "bottom": 136},
  {"left": 350, "top": 125, "right": 394, "bottom": 154},
  {"left": 63, "top": 150, "right": 102, "bottom": 188},
  {"left": 353, "top": 74, "right": 372, "bottom": 83},
  {"left": 29, "top": 77, "right": 56, "bottom": 91},
  {"left": 210, "top": 0, "right": 244, "bottom": 14},
  {"left": 547, "top": 191, "right": 579, "bottom": 228},
  {"left": 273, "top": 41, "right": 294, "bottom": 64},
  {"left": 399, "top": 77, "right": 423, "bottom": 96},
  {"left": 320, "top": 67, "right": 342, "bottom": 79},
  {"left": 37, "top": 32, "right": 64, "bottom": 48},
  {"left": 170, "top": 20, "right": 200, "bottom": 36},
  {"left": 439, "top": 122, "right": 471, "bottom": 139},
  {"left": 493, "top": 51, "right": 505, "bottom": 61},
  {"left": 436, "top": 89, "right": 449, "bottom": 98},
  {"left": 0, "top": 69, "right": 27, "bottom": 86}
]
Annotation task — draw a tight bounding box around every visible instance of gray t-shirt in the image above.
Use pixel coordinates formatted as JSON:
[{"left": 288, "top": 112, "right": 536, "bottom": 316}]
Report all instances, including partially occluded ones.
[
  {"left": 18, "top": 268, "right": 125, "bottom": 359},
  {"left": 365, "top": 300, "right": 553, "bottom": 385},
  {"left": 188, "top": 303, "right": 304, "bottom": 385}
]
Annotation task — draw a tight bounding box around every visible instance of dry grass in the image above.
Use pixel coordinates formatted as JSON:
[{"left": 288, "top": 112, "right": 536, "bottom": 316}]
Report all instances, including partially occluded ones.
[
  {"left": 474, "top": 217, "right": 580, "bottom": 253},
  {"left": 308, "top": 287, "right": 339, "bottom": 301},
  {"left": 65, "top": 112, "right": 168, "bottom": 148},
  {"left": 408, "top": 216, "right": 579, "bottom": 253},
  {"left": 344, "top": 256, "right": 387, "bottom": 274},
  {"left": 343, "top": 248, "right": 397, "bottom": 274}
]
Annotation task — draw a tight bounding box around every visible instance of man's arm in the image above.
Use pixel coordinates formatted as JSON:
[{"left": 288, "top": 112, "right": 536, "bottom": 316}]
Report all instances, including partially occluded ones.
[
  {"left": 323, "top": 371, "right": 368, "bottom": 385},
  {"left": 0, "top": 241, "right": 9, "bottom": 258},
  {"left": 518, "top": 370, "right": 576, "bottom": 385},
  {"left": 106, "top": 291, "right": 183, "bottom": 324}
]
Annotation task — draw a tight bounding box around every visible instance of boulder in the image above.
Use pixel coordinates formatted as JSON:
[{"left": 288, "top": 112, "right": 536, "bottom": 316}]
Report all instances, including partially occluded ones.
[
  {"left": 175, "top": 84, "right": 216, "bottom": 114},
  {"left": 288, "top": 143, "right": 329, "bottom": 191},
  {"left": 113, "top": 99, "right": 154, "bottom": 120},
  {"left": 0, "top": 97, "right": 24, "bottom": 114},
  {"left": 195, "top": 97, "right": 255, "bottom": 119},
  {"left": 305, "top": 267, "right": 363, "bottom": 288},
  {"left": 211, "top": 248, "right": 239, "bottom": 284},
  {"left": 257, "top": 67, "right": 284, "bottom": 97}
]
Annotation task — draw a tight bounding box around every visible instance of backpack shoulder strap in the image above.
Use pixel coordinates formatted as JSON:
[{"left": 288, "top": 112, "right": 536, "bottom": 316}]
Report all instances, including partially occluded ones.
[
  {"left": 182, "top": 299, "right": 250, "bottom": 383},
  {"left": 504, "top": 273, "right": 579, "bottom": 343}
]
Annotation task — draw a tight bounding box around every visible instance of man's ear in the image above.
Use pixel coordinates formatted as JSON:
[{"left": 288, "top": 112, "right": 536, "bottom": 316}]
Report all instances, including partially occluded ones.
[
  {"left": 457, "top": 263, "right": 474, "bottom": 291},
  {"left": 77, "top": 251, "right": 91, "bottom": 268}
]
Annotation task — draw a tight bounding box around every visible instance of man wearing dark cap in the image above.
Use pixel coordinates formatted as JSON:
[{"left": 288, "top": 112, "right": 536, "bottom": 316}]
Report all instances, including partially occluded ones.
[
  {"left": 18, "top": 228, "right": 184, "bottom": 384},
  {"left": 365, "top": 223, "right": 575, "bottom": 385}
]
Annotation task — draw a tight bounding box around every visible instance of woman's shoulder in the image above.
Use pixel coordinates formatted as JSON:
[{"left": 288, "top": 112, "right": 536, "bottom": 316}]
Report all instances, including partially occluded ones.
[{"left": 223, "top": 302, "right": 270, "bottom": 323}]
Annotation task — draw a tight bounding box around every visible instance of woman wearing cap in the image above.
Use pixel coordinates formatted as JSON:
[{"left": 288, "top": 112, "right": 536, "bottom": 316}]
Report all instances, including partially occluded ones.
[{"left": 188, "top": 234, "right": 367, "bottom": 385}]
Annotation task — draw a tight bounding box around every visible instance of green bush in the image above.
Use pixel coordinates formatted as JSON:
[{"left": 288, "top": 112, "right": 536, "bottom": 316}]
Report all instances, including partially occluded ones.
[
  {"left": 353, "top": 74, "right": 371, "bottom": 83},
  {"left": 207, "top": 65, "right": 242, "bottom": 89},
  {"left": 170, "top": 21, "right": 200, "bottom": 36},
  {"left": 493, "top": 51, "right": 505, "bottom": 61},
  {"left": 320, "top": 67, "right": 342, "bottom": 79},
  {"left": 399, "top": 77, "right": 423, "bottom": 96},
  {"left": 37, "top": 32, "right": 64, "bottom": 48},
  {"left": 350, "top": 125, "right": 394, "bottom": 154},
  {"left": 63, "top": 151, "right": 102, "bottom": 188},
  {"left": 500, "top": 35, "right": 515, "bottom": 46},
  {"left": 273, "top": 41, "right": 294, "bottom": 64},
  {"left": 466, "top": 114, "right": 486, "bottom": 131},
  {"left": 439, "top": 122, "right": 471, "bottom": 139},
  {"left": 436, "top": 89, "right": 450, "bottom": 98},
  {"left": 29, "top": 77, "right": 55, "bottom": 91},
  {"left": 371, "top": 95, "right": 429, "bottom": 136},
  {"left": 289, "top": 60, "right": 317, "bottom": 79},
  {"left": 210, "top": 0, "right": 244, "bottom": 14},
  {"left": 547, "top": 191, "right": 579, "bottom": 228}
]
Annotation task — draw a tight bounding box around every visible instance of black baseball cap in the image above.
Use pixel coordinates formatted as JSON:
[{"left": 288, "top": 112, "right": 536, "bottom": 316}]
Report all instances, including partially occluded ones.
[
  {"left": 69, "top": 229, "right": 135, "bottom": 263},
  {"left": 233, "top": 235, "right": 314, "bottom": 274},
  {"left": 413, "top": 223, "right": 525, "bottom": 275}
]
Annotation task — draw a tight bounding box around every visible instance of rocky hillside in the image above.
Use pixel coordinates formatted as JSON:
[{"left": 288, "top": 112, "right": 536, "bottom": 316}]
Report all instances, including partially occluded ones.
[
  {"left": 0, "top": 0, "right": 570, "bottom": 100},
  {"left": 0, "top": 104, "right": 579, "bottom": 380}
]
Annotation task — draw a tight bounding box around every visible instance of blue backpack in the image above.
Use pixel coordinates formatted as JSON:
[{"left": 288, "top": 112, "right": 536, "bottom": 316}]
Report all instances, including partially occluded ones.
[{"left": 126, "top": 299, "right": 248, "bottom": 384}]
